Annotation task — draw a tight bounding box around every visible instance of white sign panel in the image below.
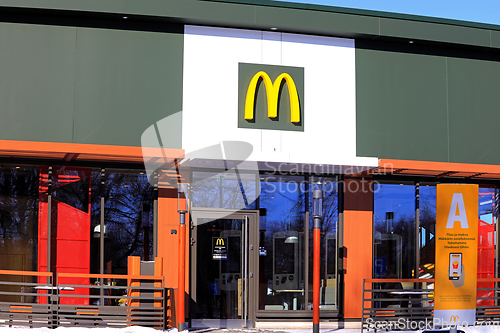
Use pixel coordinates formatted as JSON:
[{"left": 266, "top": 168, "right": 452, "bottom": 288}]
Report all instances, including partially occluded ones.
[{"left": 182, "top": 25, "right": 377, "bottom": 169}]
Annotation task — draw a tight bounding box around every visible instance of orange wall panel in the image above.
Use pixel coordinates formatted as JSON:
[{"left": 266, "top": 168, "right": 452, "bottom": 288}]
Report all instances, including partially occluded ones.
[
  {"left": 158, "top": 188, "right": 189, "bottom": 319},
  {"left": 343, "top": 178, "right": 373, "bottom": 319}
]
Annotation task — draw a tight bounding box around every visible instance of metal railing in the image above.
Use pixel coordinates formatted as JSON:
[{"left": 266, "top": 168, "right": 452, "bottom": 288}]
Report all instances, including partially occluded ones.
[
  {"left": 476, "top": 277, "right": 500, "bottom": 322},
  {"left": 0, "top": 270, "right": 171, "bottom": 330},
  {"left": 361, "top": 278, "right": 500, "bottom": 332},
  {"left": 0, "top": 270, "right": 53, "bottom": 328},
  {"left": 361, "top": 278, "right": 435, "bottom": 332}
]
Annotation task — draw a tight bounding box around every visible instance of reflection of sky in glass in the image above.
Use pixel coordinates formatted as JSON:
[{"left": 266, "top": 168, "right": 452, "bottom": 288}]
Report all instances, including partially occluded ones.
[
  {"left": 309, "top": 177, "right": 338, "bottom": 232},
  {"left": 191, "top": 171, "right": 258, "bottom": 210},
  {"left": 374, "top": 183, "right": 414, "bottom": 230},
  {"left": 419, "top": 185, "right": 436, "bottom": 247},
  {"left": 260, "top": 177, "right": 304, "bottom": 228},
  {"left": 479, "top": 187, "right": 495, "bottom": 224}
]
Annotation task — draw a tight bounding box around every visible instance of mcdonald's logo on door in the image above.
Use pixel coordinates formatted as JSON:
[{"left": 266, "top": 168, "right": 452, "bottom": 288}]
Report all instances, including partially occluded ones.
[
  {"left": 213, "top": 237, "right": 228, "bottom": 260},
  {"left": 238, "top": 63, "right": 304, "bottom": 131}
]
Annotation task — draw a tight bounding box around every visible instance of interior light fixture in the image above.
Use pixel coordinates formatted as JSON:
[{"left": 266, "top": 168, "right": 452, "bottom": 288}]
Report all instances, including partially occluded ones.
[
  {"left": 93, "top": 224, "right": 107, "bottom": 238},
  {"left": 270, "top": 27, "right": 278, "bottom": 31}
]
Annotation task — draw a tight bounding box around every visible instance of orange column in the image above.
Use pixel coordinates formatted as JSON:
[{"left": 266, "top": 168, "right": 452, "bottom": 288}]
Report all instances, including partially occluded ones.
[
  {"left": 157, "top": 188, "right": 189, "bottom": 326},
  {"left": 154, "top": 257, "right": 164, "bottom": 328},
  {"left": 127, "top": 256, "right": 141, "bottom": 325},
  {"left": 343, "top": 178, "right": 373, "bottom": 319},
  {"left": 127, "top": 256, "right": 141, "bottom": 307},
  {"left": 154, "top": 257, "right": 163, "bottom": 308}
]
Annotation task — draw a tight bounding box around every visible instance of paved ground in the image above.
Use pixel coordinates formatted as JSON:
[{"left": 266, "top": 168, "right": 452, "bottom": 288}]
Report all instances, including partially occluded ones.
[
  {"left": 3, "top": 324, "right": 499, "bottom": 332},
  {"left": 187, "top": 327, "right": 498, "bottom": 333}
]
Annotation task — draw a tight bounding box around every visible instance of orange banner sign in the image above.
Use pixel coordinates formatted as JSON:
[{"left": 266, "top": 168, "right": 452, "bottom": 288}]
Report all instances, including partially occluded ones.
[{"left": 434, "top": 184, "right": 478, "bottom": 326}]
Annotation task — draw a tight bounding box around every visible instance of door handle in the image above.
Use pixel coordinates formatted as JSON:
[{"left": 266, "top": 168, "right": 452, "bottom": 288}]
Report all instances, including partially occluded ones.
[{"left": 250, "top": 273, "right": 253, "bottom": 278}]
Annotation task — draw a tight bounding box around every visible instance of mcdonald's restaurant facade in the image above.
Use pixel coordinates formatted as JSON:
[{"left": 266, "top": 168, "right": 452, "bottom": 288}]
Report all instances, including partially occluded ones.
[{"left": 2, "top": 0, "right": 500, "bottom": 329}]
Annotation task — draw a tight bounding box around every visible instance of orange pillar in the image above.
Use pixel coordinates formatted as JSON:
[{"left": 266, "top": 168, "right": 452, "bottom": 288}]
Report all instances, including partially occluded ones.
[
  {"left": 127, "top": 256, "right": 141, "bottom": 325},
  {"left": 154, "top": 257, "right": 164, "bottom": 328},
  {"left": 343, "top": 178, "right": 373, "bottom": 319},
  {"left": 157, "top": 188, "right": 189, "bottom": 328},
  {"left": 154, "top": 257, "right": 163, "bottom": 308}
]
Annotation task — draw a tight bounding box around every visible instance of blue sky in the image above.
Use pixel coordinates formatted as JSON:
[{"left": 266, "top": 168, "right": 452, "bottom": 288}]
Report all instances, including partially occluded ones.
[{"left": 275, "top": 0, "right": 500, "bottom": 26}]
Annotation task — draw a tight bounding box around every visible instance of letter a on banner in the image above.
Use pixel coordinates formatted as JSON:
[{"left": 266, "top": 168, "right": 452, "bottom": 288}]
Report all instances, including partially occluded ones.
[
  {"left": 434, "top": 184, "right": 478, "bottom": 327},
  {"left": 446, "top": 193, "right": 469, "bottom": 229}
]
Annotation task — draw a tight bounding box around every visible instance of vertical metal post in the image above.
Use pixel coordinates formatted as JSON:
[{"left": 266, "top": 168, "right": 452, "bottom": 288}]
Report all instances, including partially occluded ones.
[
  {"left": 313, "top": 189, "right": 322, "bottom": 333},
  {"left": 153, "top": 172, "right": 158, "bottom": 258},
  {"left": 178, "top": 212, "right": 186, "bottom": 332},
  {"left": 47, "top": 166, "right": 54, "bottom": 327},
  {"left": 337, "top": 176, "right": 344, "bottom": 316},
  {"left": 100, "top": 168, "right": 105, "bottom": 305},
  {"left": 304, "top": 178, "right": 309, "bottom": 307},
  {"left": 415, "top": 183, "right": 420, "bottom": 281},
  {"left": 496, "top": 188, "right": 500, "bottom": 306},
  {"left": 52, "top": 282, "right": 60, "bottom": 329},
  {"left": 243, "top": 216, "right": 248, "bottom": 327},
  {"left": 177, "top": 165, "right": 188, "bottom": 332},
  {"left": 47, "top": 166, "right": 52, "bottom": 275}
]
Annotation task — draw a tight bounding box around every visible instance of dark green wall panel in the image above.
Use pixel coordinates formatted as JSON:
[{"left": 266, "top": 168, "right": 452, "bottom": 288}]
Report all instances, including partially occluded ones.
[
  {"left": 0, "top": 23, "right": 76, "bottom": 143},
  {"left": 73, "top": 28, "right": 183, "bottom": 148},
  {"left": 490, "top": 30, "right": 500, "bottom": 49},
  {"left": 124, "top": 0, "right": 257, "bottom": 27},
  {"left": 447, "top": 57, "right": 500, "bottom": 165},
  {"left": 356, "top": 43, "right": 500, "bottom": 165},
  {"left": 254, "top": 6, "right": 379, "bottom": 37},
  {"left": 356, "top": 44, "right": 449, "bottom": 162},
  {"left": 0, "top": 22, "right": 183, "bottom": 148},
  {"left": 2, "top": 0, "right": 500, "bottom": 51},
  {"left": 379, "top": 18, "right": 491, "bottom": 48}
]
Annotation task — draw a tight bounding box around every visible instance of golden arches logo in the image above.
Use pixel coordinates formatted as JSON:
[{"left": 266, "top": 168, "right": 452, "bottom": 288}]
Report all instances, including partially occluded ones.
[
  {"left": 216, "top": 238, "right": 225, "bottom": 246},
  {"left": 450, "top": 315, "right": 459, "bottom": 323},
  {"left": 244, "top": 71, "right": 300, "bottom": 123}
]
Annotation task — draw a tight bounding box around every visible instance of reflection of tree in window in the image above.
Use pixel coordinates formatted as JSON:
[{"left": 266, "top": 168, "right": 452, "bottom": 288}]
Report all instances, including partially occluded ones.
[
  {"left": 190, "top": 171, "right": 257, "bottom": 210},
  {"left": 259, "top": 179, "right": 305, "bottom": 232},
  {"left": 104, "top": 173, "right": 153, "bottom": 271},
  {"left": 0, "top": 166, "right": 39, "bottom": 273},
  {"left": 0, "top": 167, "right": 38, "bottom": 241},
  {"left": 0, "top": 209, "right": 16, "bottom": 239},
  {"left": 373, "top": 184, "right": 415, "bottom": 279},
  {"left": 307, "top": 178, "right": 338, "bottom": 281},
  {"left": 419, "top": 186, "right": 436, "bottom": 277}
]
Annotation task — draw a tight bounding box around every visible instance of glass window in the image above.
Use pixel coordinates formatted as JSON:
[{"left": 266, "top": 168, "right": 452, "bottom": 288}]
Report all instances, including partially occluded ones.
[
  {"left": 104, "top": 170, "right": 154, "bottom": 274},
  {"left": 419, "top": 184, "right": 436, "bottom": 280},
  {"left": 258, "top": 175, "right": 306, "bottom": 311},
  {"left": 373, "top": 183, "right": 416, "bottom": 279},
  {"left": 0, "top": 165, "right": 39, "bottom": 303},
  {"left": 478, "top": 187, "right": 497, "bottom": 306},
  {"left": 190, "top": 170, "right": 258, "bottom": 210},
  {"left": 309, "top": 177, "right": 338, "bottom": 311}
]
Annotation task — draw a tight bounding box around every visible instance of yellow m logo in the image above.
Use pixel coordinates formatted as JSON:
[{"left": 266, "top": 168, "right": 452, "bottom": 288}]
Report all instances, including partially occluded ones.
[
  {"left": 450, "top": 315, "right": 459, "bottom": 323},
  {"left": 244, "top": 71, "right": 300, "bottom": 123},
  {"left": 216, "top": 238, "right": 224, "bottom": 246}
]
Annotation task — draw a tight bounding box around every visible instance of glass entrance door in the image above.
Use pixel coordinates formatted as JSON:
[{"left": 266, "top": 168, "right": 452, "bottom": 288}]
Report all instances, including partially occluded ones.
[{"left": 190, "top": 210, "right": 258, "bottom": 328}]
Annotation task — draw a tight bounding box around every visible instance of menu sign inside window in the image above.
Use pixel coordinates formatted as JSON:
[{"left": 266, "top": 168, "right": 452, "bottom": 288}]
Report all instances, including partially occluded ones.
[{"left": 213, "top": 237, "right": 228, "bottom": 260}]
